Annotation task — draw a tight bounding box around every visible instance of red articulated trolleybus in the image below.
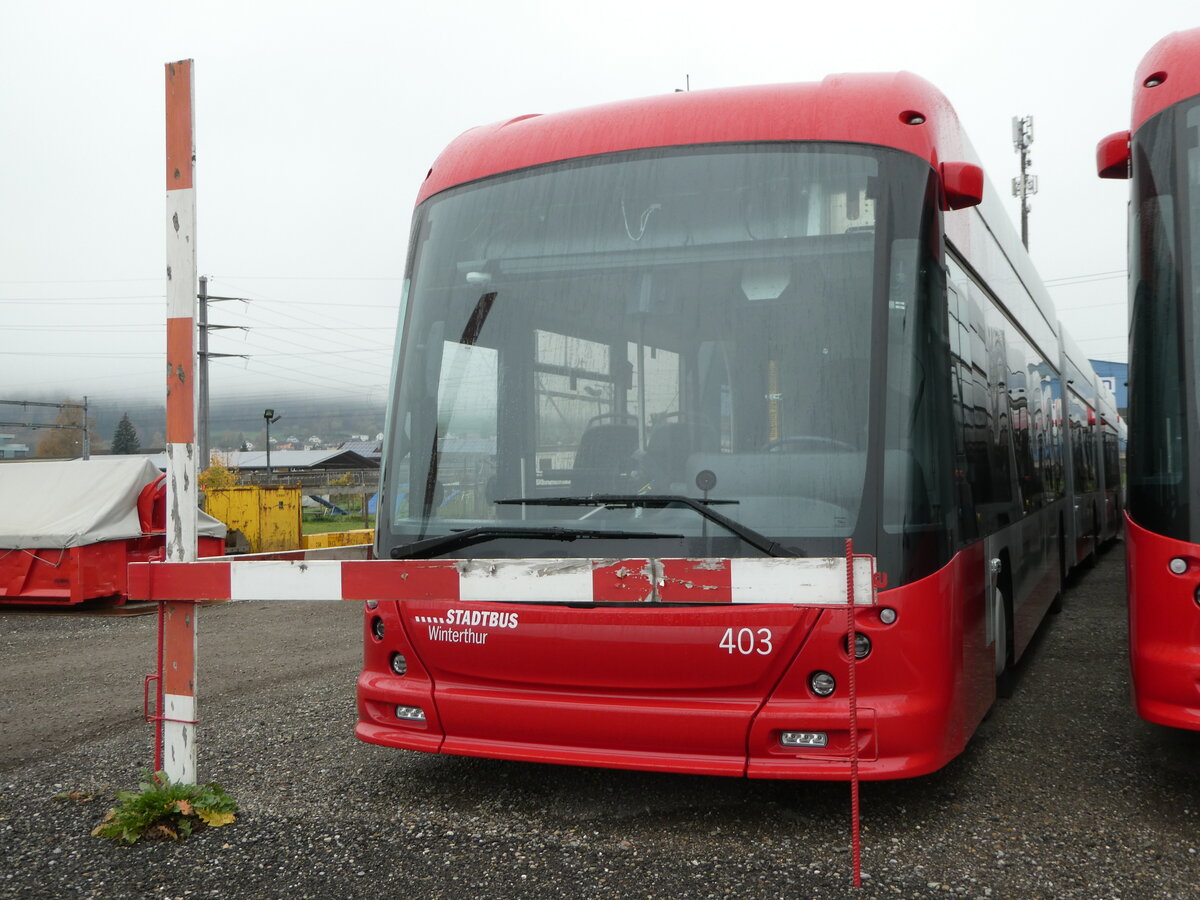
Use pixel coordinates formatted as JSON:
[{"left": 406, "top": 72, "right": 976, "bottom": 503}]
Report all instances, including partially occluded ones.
[
  {"left": 358, "top": 72, "right": 1110, "bottom": 780},
  {"left": 1098, "top": 27, "right": 1200, "bottom": 731}
]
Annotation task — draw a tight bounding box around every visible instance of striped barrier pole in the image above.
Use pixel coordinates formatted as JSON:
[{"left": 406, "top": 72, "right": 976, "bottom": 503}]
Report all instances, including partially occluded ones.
[
  {"left": 133, "top": 546, "right": 878, "bottom": 889},
  {"left": 131, "top": 555, "right": 879, "bottom": 607},
  {"left": 158, "top": 58, "right": 200, "bottom": 785},
  {"left": 845, "top": 539, "right": 862, "bottom": 888}
]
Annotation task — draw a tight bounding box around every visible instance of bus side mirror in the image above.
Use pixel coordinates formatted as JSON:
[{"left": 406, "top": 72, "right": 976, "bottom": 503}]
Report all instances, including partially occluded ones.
[
  {"left": 1096, "top": 131, "right": 1131, "bottom": 179},
  {"left": 940, "top": 162, "right": 983, "bottom": 210}
]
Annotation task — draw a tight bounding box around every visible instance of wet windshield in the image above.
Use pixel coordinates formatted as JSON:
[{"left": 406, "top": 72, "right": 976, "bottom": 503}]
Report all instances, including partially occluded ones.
[
  {"left": 381, "top": 143, "right": 936, "bottom": 558},
  {"left": 1128, "top": 98, "right": 1200, "bottom": 539}
]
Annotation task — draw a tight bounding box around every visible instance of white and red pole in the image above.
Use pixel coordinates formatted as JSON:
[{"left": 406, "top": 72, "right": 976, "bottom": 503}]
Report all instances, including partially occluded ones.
[
  {"left": 845, "top": 539, "right": 862, "bottom": 888},
  {"left": 159, "top": 58, "right": 200, "bottom": 784}
]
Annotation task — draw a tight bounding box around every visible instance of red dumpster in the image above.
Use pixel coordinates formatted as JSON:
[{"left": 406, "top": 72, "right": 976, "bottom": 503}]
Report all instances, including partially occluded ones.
[{"left": 0, "top": 458, "right": 225, "bottom": 606}]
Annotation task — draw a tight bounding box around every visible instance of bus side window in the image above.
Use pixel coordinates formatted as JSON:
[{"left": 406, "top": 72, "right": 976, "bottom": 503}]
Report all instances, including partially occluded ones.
[{"left": 946, "top": 282, "right": 978, "bottom": 541}]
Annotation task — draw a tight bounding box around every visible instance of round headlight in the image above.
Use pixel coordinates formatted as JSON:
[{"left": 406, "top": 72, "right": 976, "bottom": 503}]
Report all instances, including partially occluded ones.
[
  {"left": 389, "top": 652, "right": 408, "bottom": 676},
  {"left": 809, "top": 670, "right": 836, "bottom": 697},
  {"left": 370, "top": 616, "right": 385, "bottom": 641},
  {"left": 1170, "top": 557, "right": 1188, "bottom": 575},
  {"left": 844, "top": 632, "right": 872, "bottom": 660},
  {"left": 879, "top": 607, "right": 898, "bottom": 625}
]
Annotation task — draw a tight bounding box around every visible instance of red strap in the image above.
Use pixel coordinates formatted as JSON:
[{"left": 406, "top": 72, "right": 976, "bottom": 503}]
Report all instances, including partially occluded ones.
[{"left": 845, "top": 539, "right": 862, "bottom": 888}]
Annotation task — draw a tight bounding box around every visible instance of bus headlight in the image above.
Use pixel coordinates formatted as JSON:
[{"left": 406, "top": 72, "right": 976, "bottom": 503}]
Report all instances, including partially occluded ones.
[
  {"left": 389, "top": 652, "right": 408, "bottom": 676},
  {"left": 1170, "top": 557, "right": 1188, "bottom": 575},
  {"left": 371, "top": 617, "right": 385, "bottom": 640},
  {"left": 781, "top": 731, "right": 828, "bottom": 748},
  {"left": 809, "top": 671, "right": 836, "bottom": 697},
  {"left": 844, "top": 632, "right": 872, "bottom": 660}
]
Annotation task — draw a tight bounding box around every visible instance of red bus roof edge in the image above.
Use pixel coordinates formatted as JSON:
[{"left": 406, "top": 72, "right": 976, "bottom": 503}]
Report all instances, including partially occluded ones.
[
  {"left": 415, "top": 72, "right": 976, "bottom": 206},
  {"left": 1132, "top": 27, "right": 1200, "bottom": 133}
]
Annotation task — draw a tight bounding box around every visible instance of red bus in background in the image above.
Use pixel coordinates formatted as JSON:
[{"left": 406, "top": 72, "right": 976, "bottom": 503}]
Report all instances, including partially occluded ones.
[
  {"left": 358, "top": 72, "right": 1112, "bottom": 779},
  {"left": 1098, "top": 27, "right": 1200, "bottom": 731}
]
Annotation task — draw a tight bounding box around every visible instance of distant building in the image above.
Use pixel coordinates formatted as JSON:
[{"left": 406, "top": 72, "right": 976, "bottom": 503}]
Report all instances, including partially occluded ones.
[
  {"left": 1089, "top": 359, "right": 1128, "bottom": 421},
  {"left": 337, "top": 440, "right": 382, "bottom": 463},
  {"left": 217, "top": 448, "right": 378, "bottom": 472},
  {"left": 147, "top": 448, "right": 378, "bottom": 474},
  {"left": 0, "top": 434, "right": 30, "bottom": 460}
]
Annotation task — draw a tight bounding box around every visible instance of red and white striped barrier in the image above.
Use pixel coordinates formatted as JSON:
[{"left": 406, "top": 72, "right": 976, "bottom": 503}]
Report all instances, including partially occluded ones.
[
  {"left": 133, "top": 546, "right": 874, "bottom": 886},
  {"left": 130, "top": 555, "right": 878, "bottom": 606},
  {"left": 156, "top": 58, "right": 199, "bottom": 785}
]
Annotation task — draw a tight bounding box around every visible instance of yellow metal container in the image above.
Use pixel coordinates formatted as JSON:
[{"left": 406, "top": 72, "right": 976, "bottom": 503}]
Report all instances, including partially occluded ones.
[
  {"left": 301, "top": 530, "right": 374, "bottom": 550},
  {"left": 204, "top": 485, "right": 301, "bottom": 553}
]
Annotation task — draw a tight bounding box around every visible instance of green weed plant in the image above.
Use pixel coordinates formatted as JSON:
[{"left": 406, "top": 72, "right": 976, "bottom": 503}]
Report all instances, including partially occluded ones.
[{"left": 92, "top": 770, "right": 237, "bottom": 844}]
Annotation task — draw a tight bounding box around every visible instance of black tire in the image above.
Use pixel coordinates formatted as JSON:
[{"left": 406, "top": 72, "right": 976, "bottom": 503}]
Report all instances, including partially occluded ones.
[
  {"left": 995, "top": 578, "right": 1016, "bottom": 698},
  {"left": 1049, "top": 530, "right": 1065, "bottom": 614}
]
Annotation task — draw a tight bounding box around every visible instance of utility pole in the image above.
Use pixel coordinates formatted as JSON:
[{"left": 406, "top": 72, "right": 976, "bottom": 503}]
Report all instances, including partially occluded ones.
[
  {"left": 197, "top": 274, "right": 249, "bottom": 469},
  {"left": 1011, "top": 115, "right": 1037, "bottom": 249},
  {"left": 199, "top": 276, "right": 209, "bottom": 468},
  {"left": 264, "top": 408, "right": 280, "bottom": 475}
]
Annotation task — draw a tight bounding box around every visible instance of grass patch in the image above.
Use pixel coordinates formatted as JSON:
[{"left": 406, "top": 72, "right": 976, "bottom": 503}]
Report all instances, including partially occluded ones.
[
  {"left": 91, "top": 770, "right": 237, "bottom": 844},
  {"left": 302, "top": 514, "right": 374, "bottom": 535}
]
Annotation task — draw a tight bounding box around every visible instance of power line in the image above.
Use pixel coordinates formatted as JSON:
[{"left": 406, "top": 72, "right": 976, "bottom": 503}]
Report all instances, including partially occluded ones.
[
  {"left": 209, "top": 353, "right": 388, "bottom": 392},
  {"left": 1, "top": 323, "right": 162, "bottom": 336},
  {"left": 0, "top": 350, "right": 165, "bottom": 358},
  {"left": 1053, "top": 299, "right": 1127, "bottom": 311},
  {"left": 211, "top": 277, "right": 394, "bottom": 338},
  {"left": 0, "top": 277, "right": 161, "bottom": 285},
  {"left": 243, "top": 298, "right": 397, "bottom": 309},
  {"left": 0, "top": 295, "right": 164, "bottom": 303},
  {"left": 206, "top": 280, "right": 396, "bottom": 366},
  {"left": 1043, "top": 270, "right": 1126, "bottom": 286}
]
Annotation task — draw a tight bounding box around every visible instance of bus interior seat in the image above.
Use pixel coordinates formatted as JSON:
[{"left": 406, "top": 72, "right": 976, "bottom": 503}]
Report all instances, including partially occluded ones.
[
  {"left": 644, "top": 420, "right": 719, "bottom": 489},
  {"left": 570, "top": 419, "right": 639, "bottom": 495}
]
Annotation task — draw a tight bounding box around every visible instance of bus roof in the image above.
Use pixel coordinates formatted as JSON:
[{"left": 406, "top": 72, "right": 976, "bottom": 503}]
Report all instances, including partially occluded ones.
[
  {"left": 1133, "top": 27, "right": 1200, "bottom": 133},
  {"left": 415, "top": 72, "right": 975, "bottom": 205}
]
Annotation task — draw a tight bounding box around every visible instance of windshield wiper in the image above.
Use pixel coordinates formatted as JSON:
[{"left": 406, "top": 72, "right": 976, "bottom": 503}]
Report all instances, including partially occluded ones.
[
  {"left": 390, "top": 525, "right": 686, "bottom": 559},
  {"left": 496, "top": 495, "right": 798, "bottom": 558}
]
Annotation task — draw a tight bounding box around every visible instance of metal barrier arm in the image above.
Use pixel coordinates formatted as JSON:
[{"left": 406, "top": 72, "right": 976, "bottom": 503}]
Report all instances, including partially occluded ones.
[
  {"left": 131, "top": 550, "right": 877, "bottom": 888},
  {"left": 128, "top": 555, "right": 878, "bottom": 606}
]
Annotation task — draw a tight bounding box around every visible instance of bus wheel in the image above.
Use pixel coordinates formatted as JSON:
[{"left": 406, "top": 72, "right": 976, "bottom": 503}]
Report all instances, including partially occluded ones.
[
  {"left": 1049, "top": 531, "right": 1065, "bottom": 614},
  {"left": 1086, "top": 506, "right": 1100, "bottom": 567},
  {"left": 995, "top": 583, "right": 1016, "bottom": 699}
]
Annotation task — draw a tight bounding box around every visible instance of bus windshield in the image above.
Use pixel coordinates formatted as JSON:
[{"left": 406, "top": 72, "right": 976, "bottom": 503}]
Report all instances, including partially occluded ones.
[
  {"left": 381, "top": 143, "right": 943, "bottom": 561},
  {"left": 1129, "top": 98, "right": 1200, "bottom": 540}
]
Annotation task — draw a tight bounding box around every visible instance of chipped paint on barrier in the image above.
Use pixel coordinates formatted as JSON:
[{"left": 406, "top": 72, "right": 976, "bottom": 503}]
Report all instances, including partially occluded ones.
[
  {"left": 730, "top": 557, "right": 875, "bottom": 605},
  {"left": 137, "top": 556, "right": 877, "bottom": 606},
  {"left": 165, "top": 444, "right": 197, "bottom": 564},
  {"left": 457, "top": 558, "right": 594, "bottom": 604},
  {"left": 162, "top": 693, "right": 196, "bottom": 785}
]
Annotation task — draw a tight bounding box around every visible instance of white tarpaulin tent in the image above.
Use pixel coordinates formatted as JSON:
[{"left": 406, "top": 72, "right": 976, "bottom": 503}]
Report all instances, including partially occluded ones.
[{"left": 0, "top": 457, "right": 225, "bottom": 549}]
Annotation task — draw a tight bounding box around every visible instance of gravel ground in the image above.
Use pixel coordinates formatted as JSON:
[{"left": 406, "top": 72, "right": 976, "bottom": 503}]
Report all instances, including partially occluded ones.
[{"left": 2, "top": 540, "right": 1198, "bottom": 900}]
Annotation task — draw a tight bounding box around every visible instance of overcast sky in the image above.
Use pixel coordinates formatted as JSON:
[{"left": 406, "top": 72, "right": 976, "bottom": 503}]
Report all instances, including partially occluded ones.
[{"left": 2, "top": 1, "right": 1196, "bottom": 430}]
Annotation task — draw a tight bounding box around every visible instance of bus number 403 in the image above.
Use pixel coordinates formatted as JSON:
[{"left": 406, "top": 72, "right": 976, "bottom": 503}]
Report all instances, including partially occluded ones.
[{"left": 719, "top": 627, "right": 774, "bottom": 656}]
